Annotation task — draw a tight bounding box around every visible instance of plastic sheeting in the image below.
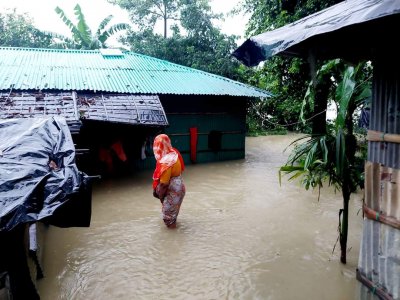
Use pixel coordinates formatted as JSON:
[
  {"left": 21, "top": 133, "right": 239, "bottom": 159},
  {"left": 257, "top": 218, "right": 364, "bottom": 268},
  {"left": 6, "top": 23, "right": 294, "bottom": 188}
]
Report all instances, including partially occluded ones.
[
  {"left": 0, "top": 116, "right": 91, "bottom": 232},
  {"left": 233, "top": 0, "right": 400, "bottom": 66}
]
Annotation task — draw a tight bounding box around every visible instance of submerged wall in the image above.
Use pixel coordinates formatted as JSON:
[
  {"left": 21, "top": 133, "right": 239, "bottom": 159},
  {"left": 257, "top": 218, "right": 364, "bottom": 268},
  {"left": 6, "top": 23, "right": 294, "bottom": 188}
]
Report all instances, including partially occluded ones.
[{"left": 161, "top": 95, "right": 247, "bottom": 164}]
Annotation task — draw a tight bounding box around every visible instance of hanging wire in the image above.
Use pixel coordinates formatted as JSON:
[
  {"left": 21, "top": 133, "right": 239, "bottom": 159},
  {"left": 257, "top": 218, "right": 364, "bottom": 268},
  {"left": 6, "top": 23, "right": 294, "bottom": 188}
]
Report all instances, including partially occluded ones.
[{"left": 250, "top": 100, "right": 328, "bottom": 128}]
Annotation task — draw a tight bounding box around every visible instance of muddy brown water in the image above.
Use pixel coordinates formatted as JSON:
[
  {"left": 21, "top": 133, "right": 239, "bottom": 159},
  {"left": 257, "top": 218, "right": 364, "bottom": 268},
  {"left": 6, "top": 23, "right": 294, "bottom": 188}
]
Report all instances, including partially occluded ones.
[{"left": 37, "top": 134, "right": 364, "bottom": 300}]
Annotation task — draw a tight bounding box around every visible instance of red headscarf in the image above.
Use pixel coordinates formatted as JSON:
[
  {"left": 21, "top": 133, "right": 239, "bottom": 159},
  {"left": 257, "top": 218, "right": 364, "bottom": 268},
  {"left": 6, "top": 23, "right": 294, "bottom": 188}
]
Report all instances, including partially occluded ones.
[{"left": 152, "top": 134, "right": 185, "bottom": 189}]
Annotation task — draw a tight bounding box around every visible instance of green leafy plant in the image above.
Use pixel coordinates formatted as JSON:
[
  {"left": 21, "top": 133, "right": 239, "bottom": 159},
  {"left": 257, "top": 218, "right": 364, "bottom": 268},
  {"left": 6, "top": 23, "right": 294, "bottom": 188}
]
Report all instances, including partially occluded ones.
[
  {"left": 53, "top": 4, "right": 129, "bottom": 49},
  {"left": 238, "top": 0, "right": 345, "bottom": 134},
  {"left": 0, "top": 10, "right": 53, "bottom": 48},
  {"left": 279, "top": 60, "right": 371, "bottom": 264}
]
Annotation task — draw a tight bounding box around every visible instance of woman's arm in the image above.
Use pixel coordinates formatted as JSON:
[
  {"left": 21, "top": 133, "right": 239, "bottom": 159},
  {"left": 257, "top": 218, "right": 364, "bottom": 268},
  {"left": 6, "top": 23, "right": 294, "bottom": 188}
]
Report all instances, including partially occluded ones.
[
  {"left": 156, "top": 167, "right": 172, "bottom": 202},
  {"left": 156, "top": 183, "right": 169, "bottom": 201}
]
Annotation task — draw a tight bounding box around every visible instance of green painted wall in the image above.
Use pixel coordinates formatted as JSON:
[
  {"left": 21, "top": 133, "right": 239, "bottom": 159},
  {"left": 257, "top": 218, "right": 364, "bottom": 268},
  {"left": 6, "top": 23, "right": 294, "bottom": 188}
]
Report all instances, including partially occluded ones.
[
  {"left": 76, "top": 95, "right": 248, "bottom": 176},
  {"left": 161, "top": 95, "right": 247, "bottom": 165}
]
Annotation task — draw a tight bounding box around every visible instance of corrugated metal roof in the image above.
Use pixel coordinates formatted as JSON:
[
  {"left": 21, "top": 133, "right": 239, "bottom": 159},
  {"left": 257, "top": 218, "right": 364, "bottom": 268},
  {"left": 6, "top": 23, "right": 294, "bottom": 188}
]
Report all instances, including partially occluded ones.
[{"left": 0, "top": 47, "right": 271, "bottom": 98}]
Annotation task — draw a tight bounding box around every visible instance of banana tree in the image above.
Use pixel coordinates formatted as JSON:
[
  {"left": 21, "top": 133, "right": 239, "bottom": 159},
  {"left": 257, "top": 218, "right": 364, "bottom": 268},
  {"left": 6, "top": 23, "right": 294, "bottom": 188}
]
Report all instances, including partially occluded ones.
[
  {"left": 53, "top": 4, "right": 129, "bottom": 49},
  {"left": 280, "top": 60, "right": 371, "bottom": 264}
]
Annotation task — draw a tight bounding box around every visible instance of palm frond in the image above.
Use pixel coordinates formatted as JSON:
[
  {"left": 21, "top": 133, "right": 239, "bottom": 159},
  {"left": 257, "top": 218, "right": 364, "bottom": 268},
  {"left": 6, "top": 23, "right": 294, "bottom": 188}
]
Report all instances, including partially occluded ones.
[
  {"left": 279, "top": 165, "right": 304, "bottom": 186},
  {"left": 335, "top": 129, "right": 346, "bottom": 176},
  {"left": 319, "top": 136, "right": 328, "bottom": 162},
  {"left": 55, "top": 6, "right": 76, "bottom": 32},
  {"left": 353, "top": 63, "right": 372, "bottom": 107},
  {"left": 304, "top": 142, "right": 318, "bottom": 170},
  {"left": 288, "top": 170, "right": 305, "bottom": 181},
  {"left": 318, "top": 59, "right": 340, "bottom": 75},
  {"left": 55, "top": 6, "right": 85, "bottom": 46},
  {"left": 283, "top": 134, "right": 311, "bottom": 152},
  {"left": 97, "top": 15, "right": 114, "bottom": 36},
  {"left": 300, "top": 83, "right": 313, "bottom": 123},
  {"left": 98, "top": 23, "right": 129, "bottom": 43},
  {"left": 287, "top": 135, "right": 321, "bottom": 164},
  {"left": 335, "top": 66, "right": 355, "bottom": 128},
  {"left": 73, "top": 4, "right": 92, "bottom": 46},
  {"left": 300, "top": 59, "right": 341, "bottom": 122}
]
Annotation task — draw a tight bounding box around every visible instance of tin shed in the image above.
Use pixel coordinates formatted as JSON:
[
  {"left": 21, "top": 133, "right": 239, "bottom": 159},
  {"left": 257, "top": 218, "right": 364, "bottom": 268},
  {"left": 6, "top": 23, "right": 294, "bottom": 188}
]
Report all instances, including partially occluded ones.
[
  {"left": 0, "top": 47, "right": 271, "bottom": 174},
  {"left": 233, "top": 0, "right": 400, "bottom": 298}
]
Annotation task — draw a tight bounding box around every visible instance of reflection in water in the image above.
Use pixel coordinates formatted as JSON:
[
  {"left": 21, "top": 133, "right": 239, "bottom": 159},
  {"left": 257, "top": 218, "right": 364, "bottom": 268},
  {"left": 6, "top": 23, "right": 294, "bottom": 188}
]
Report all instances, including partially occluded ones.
[{"left": 38, "top": 134, "right": 363, "bottom": 300}]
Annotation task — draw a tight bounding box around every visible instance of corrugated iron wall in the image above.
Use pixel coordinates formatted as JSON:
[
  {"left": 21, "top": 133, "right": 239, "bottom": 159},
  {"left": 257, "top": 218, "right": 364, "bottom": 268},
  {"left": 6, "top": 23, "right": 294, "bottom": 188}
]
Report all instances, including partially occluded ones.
[
  {"left": 359, "top": 59, "right": 400, "bottom": 299},
  {"left": 368, "top": 61, "right": 400, "bottom": 169},
  {"left": 359, "top": 219, "right": 400, "bottom": 299}
]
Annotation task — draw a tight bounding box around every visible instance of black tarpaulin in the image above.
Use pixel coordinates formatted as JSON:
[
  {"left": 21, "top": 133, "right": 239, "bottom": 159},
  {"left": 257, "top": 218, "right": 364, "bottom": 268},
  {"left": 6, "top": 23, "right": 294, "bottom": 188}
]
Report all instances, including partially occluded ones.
[
  {"left": 233, "top": 0, "right": 400, "bottom": 66},
  {"left": 0, "top": 116, "right": 91, "bottom": 231}
]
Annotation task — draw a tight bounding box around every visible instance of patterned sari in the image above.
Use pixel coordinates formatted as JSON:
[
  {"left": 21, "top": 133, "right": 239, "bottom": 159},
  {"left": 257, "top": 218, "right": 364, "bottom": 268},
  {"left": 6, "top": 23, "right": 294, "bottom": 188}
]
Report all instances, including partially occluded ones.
[
  {"left": 153, "top": 134, "right": 185, "bottom": 227},
  {"left": 157, "top": 175, "right": 185, "bottom": 226}
]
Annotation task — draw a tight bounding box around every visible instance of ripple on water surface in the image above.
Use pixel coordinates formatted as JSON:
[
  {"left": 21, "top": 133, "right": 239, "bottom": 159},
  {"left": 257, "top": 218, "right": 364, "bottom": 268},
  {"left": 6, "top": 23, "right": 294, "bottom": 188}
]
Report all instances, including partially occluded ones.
[{"left": 38, "top": 135, "right": 363, "bottom": 300}]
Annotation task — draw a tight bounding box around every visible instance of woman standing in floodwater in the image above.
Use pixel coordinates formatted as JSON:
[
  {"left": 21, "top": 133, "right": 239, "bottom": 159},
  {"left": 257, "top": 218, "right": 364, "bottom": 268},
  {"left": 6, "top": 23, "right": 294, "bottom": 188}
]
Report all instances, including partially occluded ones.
[{"left": 152, "top": 134, "right": 186, "bottom": 228}]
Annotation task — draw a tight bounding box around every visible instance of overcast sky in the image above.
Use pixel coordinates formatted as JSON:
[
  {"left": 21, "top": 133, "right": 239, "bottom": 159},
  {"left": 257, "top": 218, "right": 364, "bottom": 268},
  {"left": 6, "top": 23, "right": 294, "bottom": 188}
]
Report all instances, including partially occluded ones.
[{"left": 0, "top": 0, "right": 249, "bottom": 46}]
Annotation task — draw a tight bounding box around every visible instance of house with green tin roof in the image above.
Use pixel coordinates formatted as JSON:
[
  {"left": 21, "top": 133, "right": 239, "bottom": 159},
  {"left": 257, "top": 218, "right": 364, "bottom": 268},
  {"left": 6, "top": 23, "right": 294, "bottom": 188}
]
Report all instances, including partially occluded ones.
[{"left": 0, "top": 47, "right": 270, "bottom": 174}]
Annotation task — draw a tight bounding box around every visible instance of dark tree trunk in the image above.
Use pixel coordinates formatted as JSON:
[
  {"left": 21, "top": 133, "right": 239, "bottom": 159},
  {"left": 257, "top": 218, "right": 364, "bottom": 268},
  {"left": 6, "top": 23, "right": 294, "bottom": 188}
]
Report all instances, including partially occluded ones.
[
  {"left": 308, "top": 52, "right": 330, "bottom": 135},
  {"left": 163, "top": 2, "right": 167, "bottom": 38},
  {"left": 164, "top": 17, "right": 167, "bottom": 38},
  {"left": 311, "top": 79, "right": 330, "bottom": 135},
  {"left": 340, "top": 185, "right": 350, "bottom": 264},
  {"left": 339, "top": 110, "right": 357, "bottom": 264}
]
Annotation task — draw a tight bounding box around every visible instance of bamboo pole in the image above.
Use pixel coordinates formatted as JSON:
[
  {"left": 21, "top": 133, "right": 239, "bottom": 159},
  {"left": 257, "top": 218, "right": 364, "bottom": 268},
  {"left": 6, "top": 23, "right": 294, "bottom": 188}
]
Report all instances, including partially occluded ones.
[
  {"left": 367, "top": 130, "right": 400, "bottom": 143},
  {"left": 363, "top": 204, "right": 400, "bottom": 230},
  {"left": 356, "top": 269, "right": 393, "bottom": 300}
]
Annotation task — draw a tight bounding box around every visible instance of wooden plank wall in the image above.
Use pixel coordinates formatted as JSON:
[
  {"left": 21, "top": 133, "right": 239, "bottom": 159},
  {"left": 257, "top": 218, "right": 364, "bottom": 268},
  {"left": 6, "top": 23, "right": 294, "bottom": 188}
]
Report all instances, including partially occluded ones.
[
  {"left": 0, "top": 92, "right": 77, "bottom": 121},
  {"left": 77, "top": 94, "right": 168, "bottom": 126}
]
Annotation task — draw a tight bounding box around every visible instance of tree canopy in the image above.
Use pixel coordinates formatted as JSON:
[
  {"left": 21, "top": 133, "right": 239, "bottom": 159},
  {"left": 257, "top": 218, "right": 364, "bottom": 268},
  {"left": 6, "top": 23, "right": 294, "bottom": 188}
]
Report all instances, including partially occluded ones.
[
  {"left": 108, "top": 0, "right": 180, "bottom": 38},
  {"left": 0, "top": 10, "right": 53, "bottom": 48},
  {"left": 242, "top": 0, "right": 343, "bottom": 36},
  {"left": 116, "top": 0, "right": 244, "bottom": 80},
  {"left": 239, "top": 0, "right": 344, "bottom": 133},
  {"left": 109, "top": 0, "right": 221, "bottom": 38}
]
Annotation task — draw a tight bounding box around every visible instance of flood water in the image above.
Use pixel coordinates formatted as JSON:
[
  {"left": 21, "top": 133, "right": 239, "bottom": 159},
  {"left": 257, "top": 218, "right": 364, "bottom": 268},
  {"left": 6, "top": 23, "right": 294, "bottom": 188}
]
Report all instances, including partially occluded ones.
[{"left": 37, "top": 134, "right": 364, "bottom": 300}]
